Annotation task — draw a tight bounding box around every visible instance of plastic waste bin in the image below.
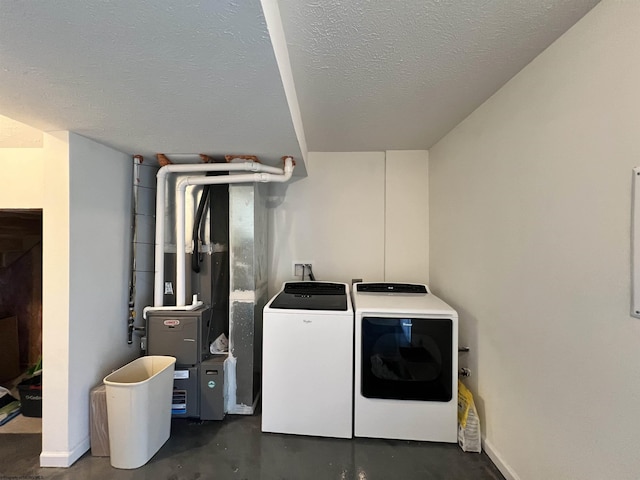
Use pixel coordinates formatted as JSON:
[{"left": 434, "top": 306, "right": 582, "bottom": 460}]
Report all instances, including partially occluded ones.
[{"left": 103, "top": 356, "right": 176, "bottom": 469}]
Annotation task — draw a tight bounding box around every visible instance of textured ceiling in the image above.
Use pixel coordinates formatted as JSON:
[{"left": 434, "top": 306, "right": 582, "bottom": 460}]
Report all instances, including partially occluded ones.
[
  {"left": 0, "top": 1, "right": 599, "bottom": 169},
  {"left": 278, "top": 0, "right": 600, "bottom": 151},
  {"left": 0, "top": 0, "right": 304, "bottom": 170}
]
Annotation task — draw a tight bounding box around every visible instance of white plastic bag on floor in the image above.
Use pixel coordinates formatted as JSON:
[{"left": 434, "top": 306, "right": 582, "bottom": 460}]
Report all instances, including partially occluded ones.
[
  {"left": 458, "top": 380, "right": 482, "bottom": 453},
  {"left": 210, "top": 333, "right": 229, "bottom": 354}
]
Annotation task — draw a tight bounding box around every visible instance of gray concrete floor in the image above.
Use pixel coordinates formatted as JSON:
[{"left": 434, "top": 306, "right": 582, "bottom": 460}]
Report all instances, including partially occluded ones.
[{"left": 0, "top": 415, "right": 505, "bottom": 480}]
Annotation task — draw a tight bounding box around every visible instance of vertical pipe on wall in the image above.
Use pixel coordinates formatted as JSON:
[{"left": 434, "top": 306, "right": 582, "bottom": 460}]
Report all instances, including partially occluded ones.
[
  {"left": 174, "top": 159, "right": 294, "bottom": 306},
  {"left": 153, "top": 161, "right": 287, "bottom": 307}
]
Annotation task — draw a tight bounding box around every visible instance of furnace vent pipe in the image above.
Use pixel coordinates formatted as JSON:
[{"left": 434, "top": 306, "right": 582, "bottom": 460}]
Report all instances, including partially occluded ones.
[
  {"left": 174, "top": 157, "right": 294, "bottom": 306},
  {"left": 143, "top": 294, "right": 203, "bottom": 320},
  {"left": 153, "top": 160, "right": 288, "bottom": 307}
]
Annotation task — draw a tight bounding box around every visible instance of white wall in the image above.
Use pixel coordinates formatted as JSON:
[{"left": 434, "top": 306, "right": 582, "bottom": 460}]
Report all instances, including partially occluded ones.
[
  {"left": 429, "top": 2, "right": 640, "bottom": 479},
  {"left": 268, "top": 151, "right": 385, "bottom": 294},
  {"left": 0, "top": 147, "right": 44, "bottom": 206},
  {"left": 0, "top": 114, "right": 43, "bottom": 148},
  {"left": 268, "top": 150, "right": 429, "bottom": 295},
  {"left": 40, "top": 132, "right": 136, "bottom": 467},
  {"left": 385, "top": 150, "right": 429, "bottom": 284},
  {"left": 0, "top": 133, "right": 74, "bottom": 468},
  {"left": 41, "top": 131, "right": 72, "bottom": 466}
]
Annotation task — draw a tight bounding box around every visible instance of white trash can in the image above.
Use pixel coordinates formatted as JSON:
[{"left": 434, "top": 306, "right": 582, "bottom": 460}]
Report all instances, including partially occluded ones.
[{"left": 103, "top": 355, "right": 176, "bottom": 469}]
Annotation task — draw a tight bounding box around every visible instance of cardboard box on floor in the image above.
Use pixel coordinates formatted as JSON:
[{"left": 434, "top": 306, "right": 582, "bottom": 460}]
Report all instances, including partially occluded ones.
[{"left": 90, "top": 384, "right": 110, "bottom": 456}]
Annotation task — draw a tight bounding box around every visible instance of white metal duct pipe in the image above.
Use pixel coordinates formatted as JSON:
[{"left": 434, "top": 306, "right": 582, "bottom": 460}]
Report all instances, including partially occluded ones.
[
  {"left": 174, "top": 157, "right": 295, "bottom": 306},
  {"left": 153, "top": 161, "right": 288, "bottom": 307}
]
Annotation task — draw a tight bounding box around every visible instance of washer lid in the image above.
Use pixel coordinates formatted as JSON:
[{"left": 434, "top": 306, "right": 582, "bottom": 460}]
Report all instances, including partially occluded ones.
[
  {"left": 269, "top": 282, "right": 348, "bottom": 310},
  {"left": 356, "top": 283, "right": 428, "bottom": 294}
]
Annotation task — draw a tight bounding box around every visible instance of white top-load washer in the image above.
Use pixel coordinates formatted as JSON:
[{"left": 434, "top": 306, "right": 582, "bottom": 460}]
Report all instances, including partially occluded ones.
[
  {"left": 262, "top": 281, "right": 353, "bottom": 438},
  {"left": 352, "top": 282, "right": 458, "bottom": 442}
]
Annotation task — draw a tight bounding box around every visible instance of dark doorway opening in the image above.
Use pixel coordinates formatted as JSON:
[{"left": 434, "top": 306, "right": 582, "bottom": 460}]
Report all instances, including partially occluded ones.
[{"left": 0, "top": 209, "right": 42, "bottom": 434}]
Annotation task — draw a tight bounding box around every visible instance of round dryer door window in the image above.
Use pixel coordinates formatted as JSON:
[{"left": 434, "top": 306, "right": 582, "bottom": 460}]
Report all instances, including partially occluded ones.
[{"left": 361, "top": 317, "right": 453, "bottom": 402}]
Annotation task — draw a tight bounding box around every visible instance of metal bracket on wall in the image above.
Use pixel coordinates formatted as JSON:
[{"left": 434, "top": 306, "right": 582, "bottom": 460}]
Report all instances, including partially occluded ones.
[{"left": 632, "top": 167, "right": 640, "bottom": 318}]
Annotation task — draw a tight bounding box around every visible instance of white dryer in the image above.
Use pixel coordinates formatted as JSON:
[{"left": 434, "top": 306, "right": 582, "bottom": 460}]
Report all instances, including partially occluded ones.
[
  {"left": 262, "top": 281, "right": 353, "bottom": 438},
  {"left": 352, "top": 282, "right": 458, "bottom": 443}
]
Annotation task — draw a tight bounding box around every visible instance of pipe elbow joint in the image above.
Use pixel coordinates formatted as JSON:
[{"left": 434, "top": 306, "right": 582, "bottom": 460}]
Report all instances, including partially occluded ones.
[
  {"left": 157, "top": 166, "right": 170, "bottom": 180},
  {"left": 177, "top": 177, "right": 191, "bottom": 192},
  {"left": 283, "top": 156, "right": 295, "bottom": 174}
]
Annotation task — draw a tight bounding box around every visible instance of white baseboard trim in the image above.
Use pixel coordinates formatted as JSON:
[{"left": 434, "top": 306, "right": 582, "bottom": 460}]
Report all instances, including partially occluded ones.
[
  {"left": 40, "top": 435, "right": 90, "bottom": 467},
  {"left": 483, "top": 438, "right": 521, "bottom": 480}
]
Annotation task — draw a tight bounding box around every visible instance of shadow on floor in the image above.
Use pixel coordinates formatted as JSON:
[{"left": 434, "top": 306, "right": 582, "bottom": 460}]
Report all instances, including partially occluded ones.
[{"left": 0, "top": 415, "right": 505, "bottom": 480}]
